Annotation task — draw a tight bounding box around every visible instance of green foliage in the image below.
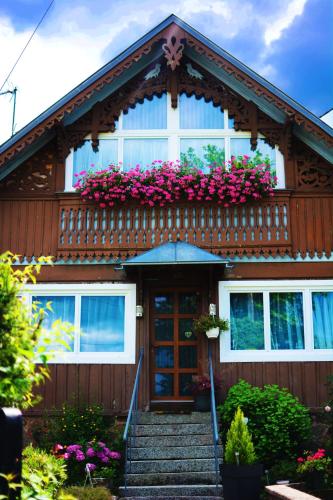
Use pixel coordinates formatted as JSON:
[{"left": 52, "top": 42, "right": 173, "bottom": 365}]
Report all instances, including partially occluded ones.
[
  {"left": 268, "top": 460, "right": 299, "bottom": 483},
  {"left": 58, "top": 487, "right": 113, "bottom": 499},
  {"left": 193, "top": 314, "right": 229, "bottom": 335},
  {"left": 180, "top": 144, "right": 225, "bottom": 169},
  {"left": 0, "top": 251, "right": 73, "bottom": 409},
  {"left": 218, "top": 380, "right": 312, "bottom": 467},
  {"left": 36, "top": 403, "right": 110, "bottom": 450},
  {"left": 224, "top": 407, "right": 256, "bottom": 465},
  {"left": 22, "top": 445, "right": 67, "bottom": 499}
]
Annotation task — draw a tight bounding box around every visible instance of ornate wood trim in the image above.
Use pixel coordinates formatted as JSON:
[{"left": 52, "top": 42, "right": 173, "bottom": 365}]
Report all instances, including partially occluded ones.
[{"left": 0, "top": 23, "right": 332, "bottom": 170}]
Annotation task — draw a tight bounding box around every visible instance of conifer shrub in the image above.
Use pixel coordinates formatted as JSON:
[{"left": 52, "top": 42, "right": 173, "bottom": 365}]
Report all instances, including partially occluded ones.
[
  {"left": 224, "top": 407, "right": 256, "bottom": 465},
  {"left": 219, "top": 380, "right": 312, "bottom": 466}
]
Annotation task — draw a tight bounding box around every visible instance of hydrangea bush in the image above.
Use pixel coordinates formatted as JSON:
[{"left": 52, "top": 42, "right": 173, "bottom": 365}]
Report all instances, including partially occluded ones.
[{"left": 74, "top": 156, "right": 276, "bottom": 208}]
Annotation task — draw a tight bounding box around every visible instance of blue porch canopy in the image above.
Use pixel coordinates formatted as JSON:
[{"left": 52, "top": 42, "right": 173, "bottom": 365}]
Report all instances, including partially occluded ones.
[{"left": 123, "top": 241, "right": 228, "bottom": 266}]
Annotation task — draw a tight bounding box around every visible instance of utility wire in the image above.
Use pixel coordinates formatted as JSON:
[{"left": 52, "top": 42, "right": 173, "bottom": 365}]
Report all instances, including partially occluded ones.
[{"left": 0, "top": 0, "right": 55, "bottom": 93}]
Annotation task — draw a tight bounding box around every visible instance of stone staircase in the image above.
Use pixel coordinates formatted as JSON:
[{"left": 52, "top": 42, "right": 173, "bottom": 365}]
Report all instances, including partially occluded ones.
[{"left": 119, "top": 412, "right": 223, "bottom": 499}]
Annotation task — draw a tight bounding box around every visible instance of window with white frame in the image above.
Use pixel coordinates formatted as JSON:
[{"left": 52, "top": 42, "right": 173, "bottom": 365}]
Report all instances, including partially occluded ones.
[
  {"left": 65, "top": 92, "right": 285, "bottom": 190},
  {"left": 219, "top": 280, "right": 333, "bottom": 362},
  {"left": 24, "top": 283, "right": 136, "bottom": 364}
]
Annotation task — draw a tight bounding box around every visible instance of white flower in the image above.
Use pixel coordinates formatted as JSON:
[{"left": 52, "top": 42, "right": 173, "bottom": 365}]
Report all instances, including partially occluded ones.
[{"left": 324, "top": 405, "right": 332, "bottom": 413}]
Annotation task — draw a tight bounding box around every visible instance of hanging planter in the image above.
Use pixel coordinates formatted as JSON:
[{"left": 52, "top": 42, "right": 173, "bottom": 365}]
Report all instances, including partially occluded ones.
[
  {"left": 193, "top": 315, "right": 229, "bottom": 340},
  {"left": 74, "top": 156, "right": 276, "bottom": 209}
]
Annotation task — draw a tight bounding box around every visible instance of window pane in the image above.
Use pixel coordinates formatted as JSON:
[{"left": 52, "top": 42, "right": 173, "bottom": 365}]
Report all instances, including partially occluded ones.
[
  {"left": 230, "top": 293, "right": 264, "bottom": 350},
  {"left": 73, "top": 139, "right": 118, "bottom": 185},
  {"left": 179, "top": 319, "right": 196, "bottom": 341},
  {"left": 154, "top": 294, "right": 173, "bottom": 313},
  {"left": 312, "top": 292, "right": 333, "bottom": 349},
  {"left": 180, "top": 138, "right": 225, "bottom": 171},
  {"left": 230, "top": 138, "right": 276, "bottom": 174},
  {"left": 154, "top": 373, "right": 173, "bottom": 396},
  {"left": 179, "top": 94, "right": 224, "bottom": 129},
  {"left": 154, "top": 319, "right": 174, "bottom": 341},
  {"left": 179, "top": 373, "right": 195, "bottom": 396},
  {"left": 179, "top": 292, "right": 199, "bottom": 313},
  {"left": 122, "top": 94, "right": 167, "bottom": 129},
  {"left": 270, "top": 292, "right": 304, "bottom": 350},
  {"left": 179, "top": 345, "right": 197, "bottom": 368},
  {"left": 123, "top": 139, "right": 168, "bottom": 170},
  {"left": 155, "top": 346, "right": 174, "bottom": 368},
  {"left": 32, "top": 296, "right": 75, "bottom": 352},
  {"left": 80, "top": 296, "right": 125, "bottom": 352}
]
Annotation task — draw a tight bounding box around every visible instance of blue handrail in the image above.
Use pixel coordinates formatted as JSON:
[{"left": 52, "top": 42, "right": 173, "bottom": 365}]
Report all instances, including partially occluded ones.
[
  {"left": 123, "top": 347, "right": 144, "bottom": 494},
  {"left": 208, "top": 344, "right": 220, "bottom": 495}
]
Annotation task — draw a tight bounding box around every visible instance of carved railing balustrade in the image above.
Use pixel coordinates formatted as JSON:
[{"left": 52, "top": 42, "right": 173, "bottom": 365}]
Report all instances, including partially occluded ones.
[{"left": 56, "top": 193, "right": 292, "bottom": 261}]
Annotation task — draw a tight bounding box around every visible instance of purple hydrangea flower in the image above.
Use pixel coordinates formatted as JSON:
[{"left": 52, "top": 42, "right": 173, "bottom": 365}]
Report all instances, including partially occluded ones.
[
  {"left": 86, "top": 447, "right": 95, "bottom": 458},
  {"left": 76, "top": 451, "right": 85, "bottom": 462},
  {"left": 67, "top": 444, "right": 82, "bottom": 453},
  {"left": 109, "top": 451, "right": 121, "bottom": 460},
  {"left": 86, "top": 463, "right": 96, "bottom": 472}
]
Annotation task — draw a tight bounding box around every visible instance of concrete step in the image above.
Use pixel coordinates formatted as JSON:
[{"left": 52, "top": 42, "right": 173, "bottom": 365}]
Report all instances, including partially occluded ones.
[
  {"left": 131, "top": 434, "right": 214, "bottom": 447},
  {"left": 119, "top": 484, "right": 222, "bottom": 497},
  {"left": 127, "top": 471, "right": 218, "bottom": 486},
  {"left": 139, "top": 412, "right": 211, "bottom": 425},
  {"left": 129, "top": 458, "right": 220, "bottom": 474},
  {"left": 135, "top": 423, "right": 210, "bottom": 436},
  {"left": 131, "top": 445, "right": 223, "bottom": 461}
]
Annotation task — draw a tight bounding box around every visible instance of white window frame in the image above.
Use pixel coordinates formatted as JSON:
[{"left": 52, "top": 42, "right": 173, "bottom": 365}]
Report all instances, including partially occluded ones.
[
  {"left": 219, "top": 280, "right": 333, "bottom": 362},
  {"left": 23, "top": 283, "right": 136, "bottom": 364},
  {"left": 65, "top": 93, "right": 285, "bottom": 190}
]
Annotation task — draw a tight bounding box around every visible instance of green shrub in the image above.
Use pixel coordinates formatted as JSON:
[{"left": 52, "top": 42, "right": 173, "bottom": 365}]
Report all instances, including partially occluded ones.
[
  {"left": 224, "top": 407, "right": 256, "bottom": 465},
  {"left": 36, "top": 403, "right": 110, "bottom": 450},
  {"left": 58, "top": 486, "right": 113, "bottom": 499},
  {"left": 268, "top": 459, "right": 299, "bottom": 484},
  {"left": 22, "top": 445, "right": 67, "bottom": 499},
  {"left": 218, "top": 380, "right": 312, "bottom": 466}
]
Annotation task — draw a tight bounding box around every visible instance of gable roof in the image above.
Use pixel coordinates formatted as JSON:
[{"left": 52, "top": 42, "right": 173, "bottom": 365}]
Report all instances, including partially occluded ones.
[{"left": 0, "top": 14, "right": 332, "bottom": 178}]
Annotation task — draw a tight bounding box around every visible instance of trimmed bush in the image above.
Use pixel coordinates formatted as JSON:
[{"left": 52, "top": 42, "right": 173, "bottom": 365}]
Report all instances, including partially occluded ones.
[
  {"left": 224, "top": 407, "right": 256, "bottom": 465},
  {"left": 22, "top": 445, "right": 67, "bottom": 498},
  {"left": 218, "top": 380, "right": 312, "bottom": 466}
]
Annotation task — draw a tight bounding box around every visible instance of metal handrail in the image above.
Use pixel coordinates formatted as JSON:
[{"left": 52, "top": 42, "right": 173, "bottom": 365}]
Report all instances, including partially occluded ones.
[
  {"left": 123, "top": 347, "right": 144, "bottom": 494},
  {"left": 208, "top": 344, "right": 220, "bottom": 495}
]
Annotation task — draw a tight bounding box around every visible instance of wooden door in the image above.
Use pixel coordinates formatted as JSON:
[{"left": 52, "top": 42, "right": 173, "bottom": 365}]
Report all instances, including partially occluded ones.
[{"left": 150, "top": 289, "right": 202, "bottom": 401}]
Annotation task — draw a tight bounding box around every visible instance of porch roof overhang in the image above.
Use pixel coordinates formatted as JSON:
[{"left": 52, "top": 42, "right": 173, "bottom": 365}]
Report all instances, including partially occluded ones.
[{"left": 123, "top": 241, "right": 228, "bottom": 266}]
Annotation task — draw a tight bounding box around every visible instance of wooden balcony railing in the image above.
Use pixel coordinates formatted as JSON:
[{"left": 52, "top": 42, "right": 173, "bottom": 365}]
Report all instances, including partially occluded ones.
[{"left": 56, "top": 193, "right": 292, "bottom": 260}]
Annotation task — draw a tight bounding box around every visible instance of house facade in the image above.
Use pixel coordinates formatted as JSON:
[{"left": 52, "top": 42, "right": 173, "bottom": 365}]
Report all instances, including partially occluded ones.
[{"left": 0, "top": 15, "right": 332, "bottom": 415}]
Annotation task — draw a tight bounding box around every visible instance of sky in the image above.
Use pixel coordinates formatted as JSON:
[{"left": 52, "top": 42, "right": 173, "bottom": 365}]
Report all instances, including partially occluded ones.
[{"left": 0, "top": 0, "right": 332, "bottom": 145}]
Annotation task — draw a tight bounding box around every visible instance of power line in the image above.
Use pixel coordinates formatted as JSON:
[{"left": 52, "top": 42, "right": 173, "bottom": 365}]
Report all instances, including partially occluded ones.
[{"left": 0, "top": 0, "right": 55, "bottom": 93}]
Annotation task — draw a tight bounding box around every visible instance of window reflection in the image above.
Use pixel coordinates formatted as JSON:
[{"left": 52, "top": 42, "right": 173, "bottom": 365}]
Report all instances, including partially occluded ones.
[{"left": 180, "top": 139, "right": 225, "bottom": 171}]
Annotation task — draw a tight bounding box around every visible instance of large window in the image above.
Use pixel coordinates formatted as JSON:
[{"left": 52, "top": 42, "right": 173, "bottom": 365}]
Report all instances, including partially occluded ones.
[
  {"left": 219, "top": 280, "right": 333, "bottom": 362},
  {"left": 25, "top": 284, "right": 136, "bottom": 363},
  {"left": 65, "top": 92, "right": 285, "bottom": 189}
]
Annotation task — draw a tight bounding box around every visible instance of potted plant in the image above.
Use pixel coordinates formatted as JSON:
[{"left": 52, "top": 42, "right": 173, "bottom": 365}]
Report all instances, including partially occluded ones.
[
  {"left": 221, "top": 407, "right": 263, "bottom": 500},
  {"left": 188, "top": 374, "right": 222, "bottom": 411},
  {"left": 296, "top": 448, "right": 332, "bottom": 491},
  {"left": 193, "top": 314, "right": 229, "bottom": 339}
]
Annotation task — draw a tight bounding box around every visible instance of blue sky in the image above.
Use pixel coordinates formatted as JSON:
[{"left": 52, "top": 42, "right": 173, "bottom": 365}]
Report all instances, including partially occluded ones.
[{"left": 0, "top": 0, "right": 332, "bottom": 143}]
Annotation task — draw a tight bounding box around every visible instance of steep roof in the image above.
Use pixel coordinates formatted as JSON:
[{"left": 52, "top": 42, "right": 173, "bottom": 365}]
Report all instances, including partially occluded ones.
[{"left": 0, "top": 14, "right": 332, "bottom": 179}]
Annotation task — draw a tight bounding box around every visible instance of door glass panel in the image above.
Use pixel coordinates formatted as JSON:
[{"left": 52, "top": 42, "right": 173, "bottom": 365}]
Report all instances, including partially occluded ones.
[
  {"left": 154, "top": 373, "right": 173, "bottom": 396},
  {"left": 179, "top": 292, "right": 199, "bottom": 313},
  {"left": 154, "top": 294, "right": 174, "bottom": 313},
  {"left": 179, "top": 373, "right": 195, "bottom": 396},
  {"left": 179, "top": 318, "right": 196, "bottom": 341},
  {"left": 155, "top": 346, "right": 174, "bottom": 368},
  {"left": 179, "top": 345, "right": 197, "bottom": 368},
  {"left": 154, "top": 318, "right": 174, "bottom": 341},
  {"left": 270, "top": 292, "right": 304, "bottom": 350}
]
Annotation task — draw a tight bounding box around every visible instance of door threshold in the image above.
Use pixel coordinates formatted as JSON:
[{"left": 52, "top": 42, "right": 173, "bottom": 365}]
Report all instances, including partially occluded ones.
[{"left": 150, "top": 400, "right": 194, "bottom": 412}]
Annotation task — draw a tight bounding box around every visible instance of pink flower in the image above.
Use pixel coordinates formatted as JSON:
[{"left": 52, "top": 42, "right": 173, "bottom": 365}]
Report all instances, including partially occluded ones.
[
  {"left": 86, "top": 463, "right": 96, "bottom": 472},
  {"left": 109, "top": 451, "right": 121, "bottom": 460},
  {"left": 86, "top": 448, "right": 95, "bottom": 458}
]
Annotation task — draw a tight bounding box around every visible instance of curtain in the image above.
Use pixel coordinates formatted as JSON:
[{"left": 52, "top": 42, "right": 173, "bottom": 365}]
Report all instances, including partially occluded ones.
[
  {"left": 123, "top": 138, "right": 168, "bottom": 171},
  {"left": 73, "top": 139, "right": 118, "bottom": 183},
  {"left": 179, "top": 94, "right": 225, "bottom": 129},
  {"left": 230, "top": 292, "right": 264, "bottom": 350},
  {"left": 123, "top": 94, "right": 167, "bottom": 130},
  {"left": 270, "top": 292, "right": 304, "bottom": 350},
  {"left": 80, "top": 296, "right": 125, "bottom": 352},
  {"left": 312, "top": 292, "right": 333, "bottom": 349},
  {"left": 32, "top": 295, "right": 75, "bottom": 351}
]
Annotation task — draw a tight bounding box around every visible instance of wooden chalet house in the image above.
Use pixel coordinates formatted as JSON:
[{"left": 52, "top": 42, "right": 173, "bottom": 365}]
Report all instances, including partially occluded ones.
[{"left": 0, "top": 15, "right": 332, "bottom": 415}]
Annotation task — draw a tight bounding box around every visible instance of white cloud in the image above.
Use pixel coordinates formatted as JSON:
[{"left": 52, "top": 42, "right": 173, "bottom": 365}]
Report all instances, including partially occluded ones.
[{"left": 264, "top": 0, "right": 308, "bottom": 46}]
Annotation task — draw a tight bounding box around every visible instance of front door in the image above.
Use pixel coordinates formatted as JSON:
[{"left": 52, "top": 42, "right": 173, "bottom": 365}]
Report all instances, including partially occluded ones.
[{"left": 150, "top": 289, "right": 202, "bottom": 401}]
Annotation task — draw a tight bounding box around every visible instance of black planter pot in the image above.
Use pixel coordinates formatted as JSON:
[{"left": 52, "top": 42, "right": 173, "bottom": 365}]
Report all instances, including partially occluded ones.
[
  {"left": 194, "top": 392, "right": 210, "bottom": 411},
  {"left": 220, "top": 463, "right": 263, "bottom": 500}
]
